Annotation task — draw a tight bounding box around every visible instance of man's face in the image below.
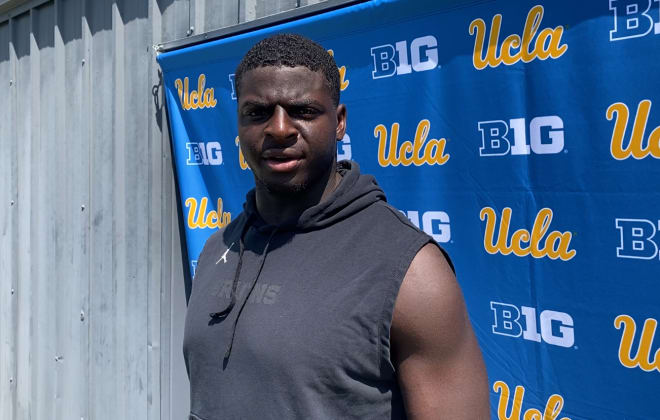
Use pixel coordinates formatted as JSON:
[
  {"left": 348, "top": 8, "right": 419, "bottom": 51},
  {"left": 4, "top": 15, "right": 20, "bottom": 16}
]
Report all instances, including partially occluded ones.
[{"left": 237, "top": 66, "right": 346, "bottom": 195}]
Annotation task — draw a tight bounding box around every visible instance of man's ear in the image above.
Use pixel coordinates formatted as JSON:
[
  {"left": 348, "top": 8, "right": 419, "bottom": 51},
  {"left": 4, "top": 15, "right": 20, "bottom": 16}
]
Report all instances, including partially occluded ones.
[{"left": 336, "top": 104, "right": 347, "bottom": 141}]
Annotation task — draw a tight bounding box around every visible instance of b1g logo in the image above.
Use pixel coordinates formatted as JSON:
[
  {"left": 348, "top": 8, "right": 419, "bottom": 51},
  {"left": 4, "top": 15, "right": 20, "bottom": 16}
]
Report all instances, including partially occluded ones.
[
  {"left": 191, "top": 260, "right": 198, "bottom": 277},
  {"left": 491, "top": 302, "right": 574, "bottom": 348},
  {"left": 479, "top": 116, "right": 564, "bottom": 156},
  {"left": 337, "top": 133, "right": 352, "bottom": 161},
  {"left": 370, "top": 35, "right": 439, "bottom": 79},
  {"left": 615, "top": 218, "right": 660, "bottom": 260},
  {"left": 401, "top": 210, "right": 451, "bottom": 243},
  {"left": 493, "top": 380, "right": 572, "bottom": 420},
  {"left": 186, "top": 141, "right": 223, "bottom": 165},
  {"left": 229, "top": 74, "right": 237, "bottom": 100},
  {"left": 609, "top": 0, "right": 660, "bottom": 41}
]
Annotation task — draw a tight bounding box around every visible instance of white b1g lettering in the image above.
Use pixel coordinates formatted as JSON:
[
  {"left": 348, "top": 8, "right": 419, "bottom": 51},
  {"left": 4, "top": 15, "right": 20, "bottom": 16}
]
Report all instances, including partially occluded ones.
[
  {"left": 616, "top": 218, "right": 660, "bottom": 260},
  {"left": 337, "top": 133, "right": 351, "bottom": 161},
  {"left": 229, "top": 73, "right": 237, "bottom": 100},
  {"left": 479, "top": 116, "right": 564, "bottom": 156},
  {"left": 609, "top": 0, "right": 660, "bottom": 41},
  {"left": 186, "top": 141, "right": 223, "bottom": 165},
  {"left": 371, "top": 35, "right": 439, "bottom": 79},
  {"left": 490, "top": 301, "right": 574, "bottom": 348},
  {"left": 191, "top": 260, "right": 198, "bottom": 277},
  {"left": 401, "top": 210, "right": 450, "bottom": 243}
]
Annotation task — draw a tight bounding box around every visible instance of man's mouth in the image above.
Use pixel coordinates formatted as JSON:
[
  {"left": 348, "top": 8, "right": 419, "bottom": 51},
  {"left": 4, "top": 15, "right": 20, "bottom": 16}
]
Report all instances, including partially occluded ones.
[{"left": 262, "top": 154, "right": 303, "bottom": 172}]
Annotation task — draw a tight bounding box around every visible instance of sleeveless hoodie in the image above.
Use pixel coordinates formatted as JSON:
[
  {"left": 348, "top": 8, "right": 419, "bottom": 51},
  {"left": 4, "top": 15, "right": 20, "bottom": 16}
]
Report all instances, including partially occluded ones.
[{"left": 184, "top": 160, "right": 448, "bottom": 420}]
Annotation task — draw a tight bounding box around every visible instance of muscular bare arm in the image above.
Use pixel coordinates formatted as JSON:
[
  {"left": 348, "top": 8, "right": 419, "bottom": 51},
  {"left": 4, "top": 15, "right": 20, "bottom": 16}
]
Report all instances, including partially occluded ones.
[{"left": 391, "top": 243, "right": 490, "bottom": 419}]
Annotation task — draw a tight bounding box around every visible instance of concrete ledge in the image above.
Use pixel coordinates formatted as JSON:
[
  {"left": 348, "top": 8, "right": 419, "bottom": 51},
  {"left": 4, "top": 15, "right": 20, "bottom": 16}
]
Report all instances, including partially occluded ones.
[
  {"left": 0, "top": 0, "right": 50, "bottom": 22},
  {"left": 0, "top": 0, "right": 28, "bottom": 14}
]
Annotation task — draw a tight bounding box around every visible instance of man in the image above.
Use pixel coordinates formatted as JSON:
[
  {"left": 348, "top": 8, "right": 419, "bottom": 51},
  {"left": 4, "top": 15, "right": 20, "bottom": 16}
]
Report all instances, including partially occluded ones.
[{"left": 184, "top": 33, "right": 489, "bottom": 419}]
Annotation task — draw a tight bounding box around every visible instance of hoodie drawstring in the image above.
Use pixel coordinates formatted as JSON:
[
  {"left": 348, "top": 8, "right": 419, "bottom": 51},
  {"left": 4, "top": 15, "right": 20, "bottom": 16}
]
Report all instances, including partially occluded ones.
[
  {"left": 209, "top": 216, "right": 278, "bottom": 362},
  {"left": 209, "top": 217, "right": 253, "bottom": 320},
  {"left": 223, "top": 228, "right": 277, "bottom": 361}
]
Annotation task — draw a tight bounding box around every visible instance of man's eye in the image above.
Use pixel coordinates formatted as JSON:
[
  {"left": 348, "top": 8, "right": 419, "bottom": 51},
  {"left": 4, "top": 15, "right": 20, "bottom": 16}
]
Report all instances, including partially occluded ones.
[
  {"left": 244, "top": 109, "right": 266, "bottom": 118},
  {"left": 292, "top": 107, "right": 318, "bottom": 117}
]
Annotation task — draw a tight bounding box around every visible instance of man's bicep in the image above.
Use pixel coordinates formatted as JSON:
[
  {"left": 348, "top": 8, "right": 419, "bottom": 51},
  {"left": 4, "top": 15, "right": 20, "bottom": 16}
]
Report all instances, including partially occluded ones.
[{"left": 391, "top": 243, "right": 490, "bottom": 420}]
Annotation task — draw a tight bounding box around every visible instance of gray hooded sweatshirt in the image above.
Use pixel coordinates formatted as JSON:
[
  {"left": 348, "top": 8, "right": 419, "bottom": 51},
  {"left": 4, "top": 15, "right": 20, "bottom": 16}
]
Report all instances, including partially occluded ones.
[{"left": 184, "top": 160, "right": 450, "bottom": 420}]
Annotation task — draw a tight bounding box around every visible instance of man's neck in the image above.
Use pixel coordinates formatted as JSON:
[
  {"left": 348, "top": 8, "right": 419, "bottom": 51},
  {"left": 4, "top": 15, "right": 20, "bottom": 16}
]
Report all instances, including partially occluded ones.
[{"left": 255, "top": 171, "right": 342, "bottom": 226}]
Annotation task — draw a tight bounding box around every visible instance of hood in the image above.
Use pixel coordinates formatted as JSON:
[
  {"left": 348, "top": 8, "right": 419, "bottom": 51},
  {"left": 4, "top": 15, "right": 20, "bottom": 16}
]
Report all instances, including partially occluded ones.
[{"left": 242, "top": 160, "right": 386, "bottom": 231}]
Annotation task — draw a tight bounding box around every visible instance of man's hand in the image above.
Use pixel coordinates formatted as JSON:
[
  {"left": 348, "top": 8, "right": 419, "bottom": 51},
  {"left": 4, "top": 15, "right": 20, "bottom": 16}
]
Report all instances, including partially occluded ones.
[{"left": 391, "top": 243, "right": 490, "bottom": 419}]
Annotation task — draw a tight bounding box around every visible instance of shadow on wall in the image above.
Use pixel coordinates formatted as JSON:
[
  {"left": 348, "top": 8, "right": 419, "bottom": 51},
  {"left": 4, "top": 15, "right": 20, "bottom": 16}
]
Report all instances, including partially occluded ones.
[
  {"left": 0, "top": 21, "right": 9, "bottom": 63},
  {"left": 0, "top": 0, "right": 172, "bottom": 61}
]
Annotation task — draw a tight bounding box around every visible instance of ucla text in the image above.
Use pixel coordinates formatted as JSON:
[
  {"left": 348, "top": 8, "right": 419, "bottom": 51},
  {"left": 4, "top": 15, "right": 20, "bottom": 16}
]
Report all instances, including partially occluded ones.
[
  {"left": 493, "top": 380, "right": 572, "bottom": 420},
  {"left": 481, "top": 207, "right": 576, "bottom": 261},
  {"left": 185, "top": 197, "right": 231, "bottom": 230},
  {"left": 175, "top": 74, "right": 217, "bottom": 110},
  {"left": 374, "top": 119, "right": 449, "bottom": 167},
  {"left": 615, "top": 314, "right": 660, "bottom": 372},
  {"left": 607, "top": 100, "right": 660, "bottom": 160},
  {"left": 469, "top": 5, "right": 567, "bottom": 70}
]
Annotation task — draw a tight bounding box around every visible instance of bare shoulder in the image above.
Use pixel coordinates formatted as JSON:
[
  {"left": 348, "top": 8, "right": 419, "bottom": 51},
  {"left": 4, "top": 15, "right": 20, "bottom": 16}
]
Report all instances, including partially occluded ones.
[
  {"left": 392, "top": 243, "right": 464, "bottom": 356},
  {"left": 391, "top": 243, "right": 490, "bottom": 419}
]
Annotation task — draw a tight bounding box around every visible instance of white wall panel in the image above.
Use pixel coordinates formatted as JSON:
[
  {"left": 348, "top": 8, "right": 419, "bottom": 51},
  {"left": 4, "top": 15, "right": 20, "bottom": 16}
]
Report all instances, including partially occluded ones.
[
  {"left": 0, "top": 17, "right": 18, "bottom": 420},
  {"left": 0, "top": 1, "right": 332, "bottom": 419}
]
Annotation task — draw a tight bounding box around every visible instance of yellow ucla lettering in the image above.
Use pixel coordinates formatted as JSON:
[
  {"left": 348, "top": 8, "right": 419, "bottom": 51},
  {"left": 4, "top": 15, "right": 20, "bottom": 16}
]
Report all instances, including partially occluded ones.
[
  {"left": 174, "top": 74, "right": 218, "bottom": 111},
  {"left": 185, "top": 197, "right": 231, "bottom": 229},
  {"left": 607, "top": 100, "right": 660, "bottom": 160},
  {"left": 374, "top": 119, "right": 449, "bottom": 167},
  {"left": 493, "top": 381, "right": 571, "bottom": 420},
  {"left": 614, "top": 314, "right": 660, "bottom": 372},
  {"left": 235, "top": 136, "right": 249, "bottom": 170},
  {"left": 480, "top": 207, "right": 576, "bottom": 261},
  {"left": 327, "top": 49, "right": 349, "bottom": 91},
  {"left": 469, "top": 5, "right": 567, "bottom": 70}
]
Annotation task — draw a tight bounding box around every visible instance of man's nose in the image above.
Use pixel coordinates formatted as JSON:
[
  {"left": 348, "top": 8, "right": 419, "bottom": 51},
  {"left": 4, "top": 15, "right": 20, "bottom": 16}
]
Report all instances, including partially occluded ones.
[{"left": 264, "top": 105, "right": 297, "bottom": 141}]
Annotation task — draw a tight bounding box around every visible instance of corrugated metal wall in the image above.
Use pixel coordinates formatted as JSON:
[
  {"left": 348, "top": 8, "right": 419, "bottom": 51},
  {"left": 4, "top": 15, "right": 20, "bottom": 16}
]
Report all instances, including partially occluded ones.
[{"left": 0, "top": 1, "right": 324, "bottom": 419}]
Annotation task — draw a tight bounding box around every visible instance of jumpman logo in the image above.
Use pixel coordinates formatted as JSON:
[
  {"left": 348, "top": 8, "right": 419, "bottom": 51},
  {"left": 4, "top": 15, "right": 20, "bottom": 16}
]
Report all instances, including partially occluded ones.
[{"left": 216, "top": 242, "right": 235, "bottom": 264}]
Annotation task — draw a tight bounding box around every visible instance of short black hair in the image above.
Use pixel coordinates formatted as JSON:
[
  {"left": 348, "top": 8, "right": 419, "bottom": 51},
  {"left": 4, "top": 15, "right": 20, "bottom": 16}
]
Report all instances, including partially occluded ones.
[{"left": 235, "top": 33, "right": 340, "bottom": 106}]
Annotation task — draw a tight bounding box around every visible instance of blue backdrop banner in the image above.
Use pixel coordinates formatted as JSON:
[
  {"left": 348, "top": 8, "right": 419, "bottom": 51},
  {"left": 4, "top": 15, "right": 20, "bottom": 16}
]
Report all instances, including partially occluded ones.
[{"left": 157, "top": 1, "right": 660, "bottom": 418}]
